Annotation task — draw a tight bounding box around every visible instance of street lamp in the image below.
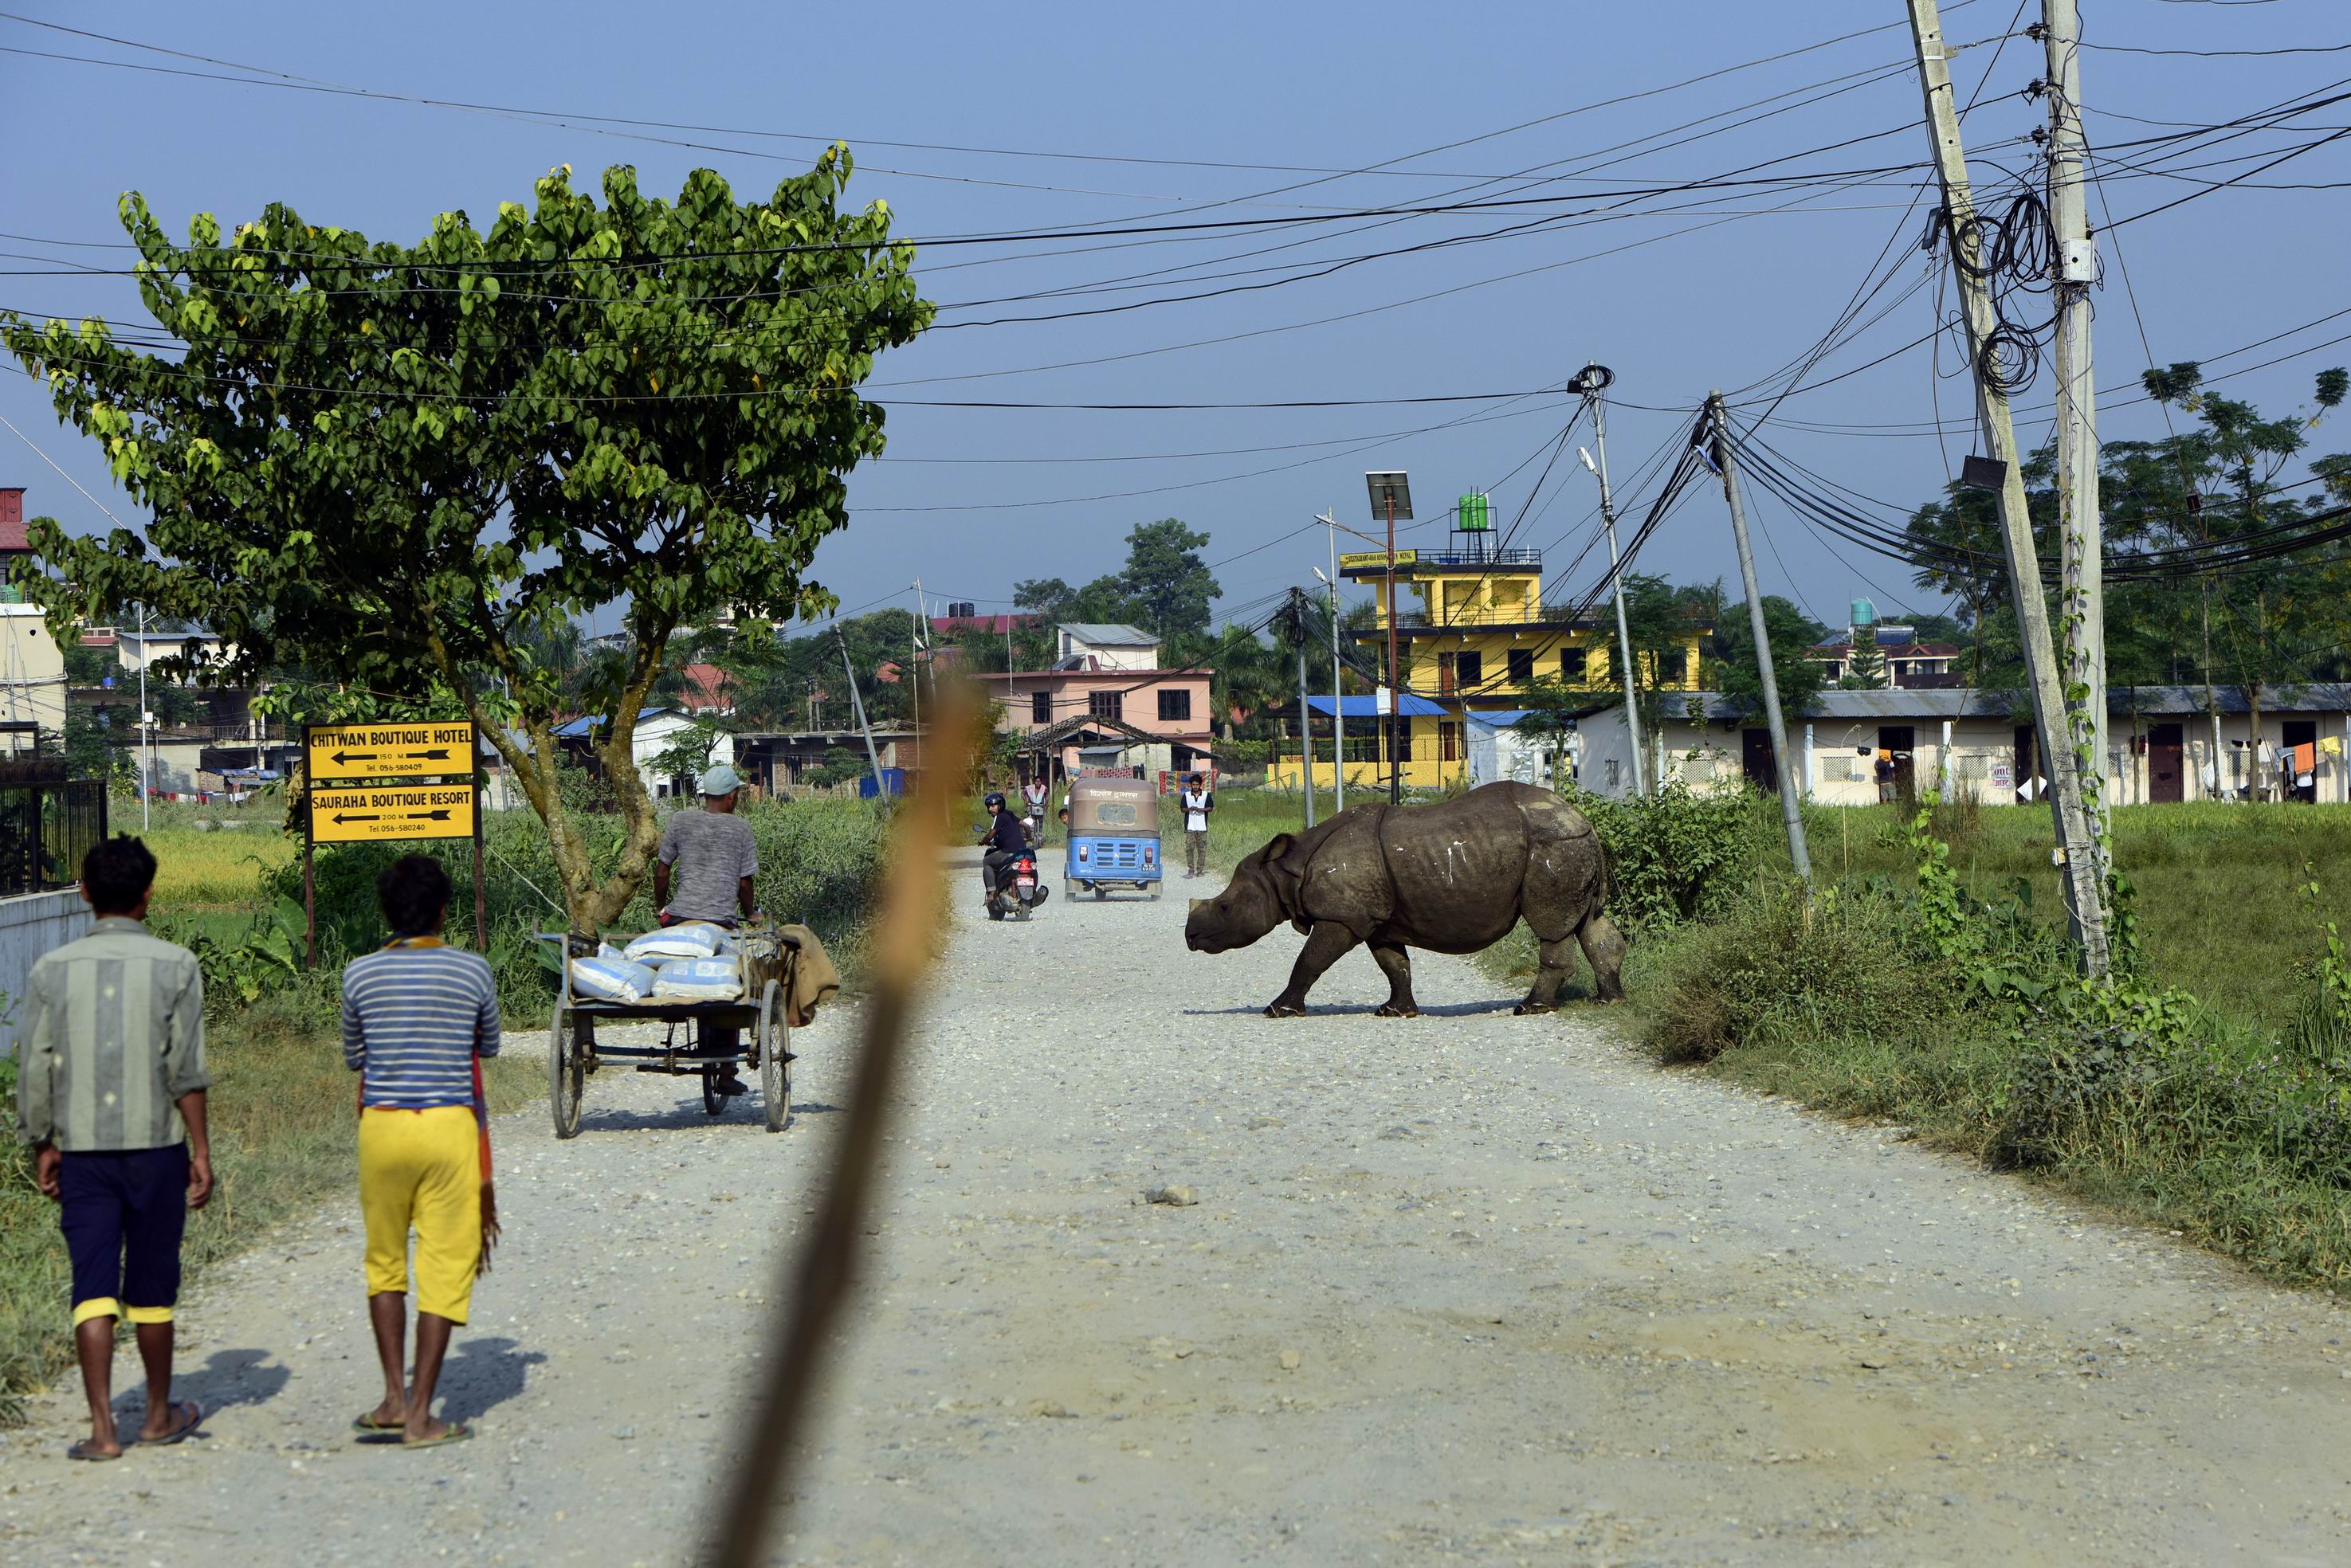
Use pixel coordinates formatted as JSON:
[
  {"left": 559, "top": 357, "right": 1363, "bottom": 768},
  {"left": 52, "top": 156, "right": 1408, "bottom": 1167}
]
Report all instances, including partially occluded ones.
[{"left": 1364, "top": 471, "right": 1412, "bottom": 803}]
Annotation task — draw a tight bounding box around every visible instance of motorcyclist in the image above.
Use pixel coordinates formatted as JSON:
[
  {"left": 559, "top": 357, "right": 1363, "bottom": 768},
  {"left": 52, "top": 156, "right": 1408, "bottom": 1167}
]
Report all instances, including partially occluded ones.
[
  {"left": 978, "top": 791, "right": 1028, "bottom": 901},
  {"left": 1021, "top": 777, "right": 1049, "bottom": 844}
]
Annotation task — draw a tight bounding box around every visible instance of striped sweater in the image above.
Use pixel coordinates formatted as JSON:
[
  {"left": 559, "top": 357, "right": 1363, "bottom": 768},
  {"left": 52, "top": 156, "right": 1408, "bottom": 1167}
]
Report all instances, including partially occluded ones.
[{"left": 340, "top": 941, "right": 501, "bottom": 1110}]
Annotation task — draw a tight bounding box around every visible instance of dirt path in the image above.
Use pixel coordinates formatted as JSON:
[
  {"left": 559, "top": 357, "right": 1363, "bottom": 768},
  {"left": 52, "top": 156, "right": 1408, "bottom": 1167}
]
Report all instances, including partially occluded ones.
[{"left": 6, "top": 849, "right": 2351, "bottom": 1566}]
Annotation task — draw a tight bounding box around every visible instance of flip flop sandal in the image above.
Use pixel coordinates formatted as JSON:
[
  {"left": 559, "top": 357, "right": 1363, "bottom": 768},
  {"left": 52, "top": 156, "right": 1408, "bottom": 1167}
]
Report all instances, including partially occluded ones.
[
  {"left": 145, "top": 1400, "right": 205, "bottom": 1447},
  {"left": 398, "top": 1423, "right": 473, "bottom": 1450},
  {"left": 352, "top": 1413, "right": 405, "bottom": 1433},
  {"left": 65, "top": 1439, "right": 124, "bottom": 1462}
]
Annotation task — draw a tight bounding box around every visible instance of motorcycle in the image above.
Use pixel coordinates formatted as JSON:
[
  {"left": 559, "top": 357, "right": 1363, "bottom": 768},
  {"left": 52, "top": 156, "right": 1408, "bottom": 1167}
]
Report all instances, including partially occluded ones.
[{"left": 978, "top": 827, "right": 1051, "bottom": 923}]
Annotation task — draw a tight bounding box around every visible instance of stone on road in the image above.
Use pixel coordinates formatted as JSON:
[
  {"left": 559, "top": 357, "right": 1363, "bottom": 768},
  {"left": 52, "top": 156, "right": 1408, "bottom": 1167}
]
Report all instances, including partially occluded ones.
[{"left": 5, "top": 844, "right": 2350, "bottom": 1565}]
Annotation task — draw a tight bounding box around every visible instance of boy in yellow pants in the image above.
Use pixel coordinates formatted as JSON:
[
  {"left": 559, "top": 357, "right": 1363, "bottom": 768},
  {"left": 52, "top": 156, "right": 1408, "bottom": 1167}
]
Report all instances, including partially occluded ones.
[{"left": 341, "top": 855, "right": 500, "bottom": 1448}]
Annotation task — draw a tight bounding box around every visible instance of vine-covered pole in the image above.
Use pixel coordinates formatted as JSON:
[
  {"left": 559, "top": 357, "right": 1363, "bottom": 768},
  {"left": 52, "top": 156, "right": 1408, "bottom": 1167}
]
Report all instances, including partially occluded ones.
[{"left": 1906, "top": 0, "right": 2110, "bottom": 974}]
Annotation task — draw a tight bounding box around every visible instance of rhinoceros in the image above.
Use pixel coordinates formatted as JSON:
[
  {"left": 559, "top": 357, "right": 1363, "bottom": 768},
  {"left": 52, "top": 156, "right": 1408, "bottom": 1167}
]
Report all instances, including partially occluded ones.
[{"left": 1183, "top": 781, "right": 1624, "bottom": 1017}]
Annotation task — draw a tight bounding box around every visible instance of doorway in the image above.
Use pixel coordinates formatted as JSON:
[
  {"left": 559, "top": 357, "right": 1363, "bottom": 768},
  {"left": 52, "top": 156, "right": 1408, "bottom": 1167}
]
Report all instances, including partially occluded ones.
[
  {"left": 2284, "top": 719, "right": 2318, "bottom": 802},
  {"left": 2149, "top": 723, "right": 2184, "bottom": 804},
  {"left": 1878, "top": 725, "right": 1917, "bottom": 802},
  {"left": 1741, "top": 727, "right": 1777, "bottom": 794},
  {"left": 2013, "top": 724, "right": 2039, "bottom": 804}
]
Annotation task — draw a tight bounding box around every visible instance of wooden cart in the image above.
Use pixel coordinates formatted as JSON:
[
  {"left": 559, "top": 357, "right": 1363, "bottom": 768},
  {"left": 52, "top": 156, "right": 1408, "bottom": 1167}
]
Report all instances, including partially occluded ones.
[{"left": 544, "top": 928, "right": 800, "bottom": 1138}]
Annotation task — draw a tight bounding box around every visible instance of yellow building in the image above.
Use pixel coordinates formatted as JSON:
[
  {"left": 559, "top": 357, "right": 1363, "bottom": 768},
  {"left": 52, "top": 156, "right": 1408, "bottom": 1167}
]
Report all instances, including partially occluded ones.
[{"left": 1266, "top": 528, "right": 1709, "bottom": 792}]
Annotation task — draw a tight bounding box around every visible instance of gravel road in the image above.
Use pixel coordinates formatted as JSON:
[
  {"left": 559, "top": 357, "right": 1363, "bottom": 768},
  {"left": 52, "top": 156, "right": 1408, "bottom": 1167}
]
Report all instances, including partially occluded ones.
[{"left": 6, "top": 846, "right": 2351, "bottom": 1566}]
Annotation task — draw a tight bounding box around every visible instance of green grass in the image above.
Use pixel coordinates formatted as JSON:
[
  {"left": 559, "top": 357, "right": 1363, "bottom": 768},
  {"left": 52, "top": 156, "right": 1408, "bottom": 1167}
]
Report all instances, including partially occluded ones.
[{"left": 1797, "top": 799, "right": 2351, "bottom": 1037}]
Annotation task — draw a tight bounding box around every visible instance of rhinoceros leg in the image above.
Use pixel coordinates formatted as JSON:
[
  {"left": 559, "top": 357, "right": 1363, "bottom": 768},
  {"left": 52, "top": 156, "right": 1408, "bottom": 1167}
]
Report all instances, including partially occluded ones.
[
  {"left": 1515, "top": 935, "right": 1578, "bottom": 1015},
  {"left": 1368, "top": 943, "right": 1419, "bottom": 1018},
  {"left": 1266, "top": 921, "right": 1360, "bottom": 1017},
  {"left": 1578, "top": 911, "right": 1627, "bottom": 1003}
]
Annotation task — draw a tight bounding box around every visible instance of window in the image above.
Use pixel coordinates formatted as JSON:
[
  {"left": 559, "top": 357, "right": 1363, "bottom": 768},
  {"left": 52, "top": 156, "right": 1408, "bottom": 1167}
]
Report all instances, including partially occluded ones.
[
  {"left": 1823, "top": 755, "right": 1854, "bottom": 782},
  {"left": 1506, "top": 648, "right": 1533, "bottom": 684},
  {"left": 1605, "top": 759, "right": 1622, "bottom": 790},
  {"left": 1456, "top": 651, "right": 1483, "bottom": 689},
  {"left": 1089, "top": 691, "right": 1123, "bottom": 720},
  {"left": 1158, "top": 688, "right": 1191, "bottom": 722},
  {"left": 1031, "top": 692, "right": 1051, "bottom": 725},
  {"left": 1440, "top": 721, "right": 1461, "bottom": 762},
  {"left": 1559, "top": 648, "right": 1578, "bottom": 680}
]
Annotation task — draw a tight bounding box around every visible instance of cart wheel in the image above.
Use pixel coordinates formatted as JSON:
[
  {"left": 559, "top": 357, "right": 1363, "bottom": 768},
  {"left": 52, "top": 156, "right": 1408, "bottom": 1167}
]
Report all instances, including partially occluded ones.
[
  {"left": 701, "top": 1064, "right": 724, "bottom": 1116},
  {"left": 759, "top": 980, "right": 791, "bottom": 1134},
  {"left": 549, "top": 995, "right": 584, "bottom": 1139}
]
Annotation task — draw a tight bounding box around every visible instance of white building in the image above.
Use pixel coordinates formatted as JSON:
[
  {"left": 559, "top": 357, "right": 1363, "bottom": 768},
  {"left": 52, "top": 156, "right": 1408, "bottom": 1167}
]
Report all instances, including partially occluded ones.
[
  {"left": 1576, "top": 686, "right": 2351, "bottom": 806},
  {"left": 1054, "top": 622, "right": 1160, "bottom": 672},
  {"left": 551, "top": 706, "right": 737, "bottom": 802}
]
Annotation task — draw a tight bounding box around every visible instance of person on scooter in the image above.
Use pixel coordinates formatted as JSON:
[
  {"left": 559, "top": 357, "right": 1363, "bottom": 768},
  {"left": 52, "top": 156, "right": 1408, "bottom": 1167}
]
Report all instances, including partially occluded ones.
[
  {"left": 978, "top": 792, "right": 1028, "bottom": 904},
  {"left": 1021, "top": 776, "right": 1049, "bottom": 843}
]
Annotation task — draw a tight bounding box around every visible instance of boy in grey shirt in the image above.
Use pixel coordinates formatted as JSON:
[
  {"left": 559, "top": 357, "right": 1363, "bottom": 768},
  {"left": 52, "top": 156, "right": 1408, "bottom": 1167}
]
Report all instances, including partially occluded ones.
[{"left": 17, "top": 836, "right": 211, "bottom": 1460}]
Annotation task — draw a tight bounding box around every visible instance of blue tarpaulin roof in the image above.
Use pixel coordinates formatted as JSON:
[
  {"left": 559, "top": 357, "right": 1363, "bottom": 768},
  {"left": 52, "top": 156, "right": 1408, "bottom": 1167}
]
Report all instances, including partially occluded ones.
[{"left": 1303, "top": 693, "right": 1449, "bottom": 719}]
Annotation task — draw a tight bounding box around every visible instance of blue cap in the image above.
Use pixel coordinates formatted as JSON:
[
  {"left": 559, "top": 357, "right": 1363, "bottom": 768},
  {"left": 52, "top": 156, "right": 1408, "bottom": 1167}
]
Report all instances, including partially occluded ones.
[{"left": 698, "top": 764, "right": 744, "bottom": 796}]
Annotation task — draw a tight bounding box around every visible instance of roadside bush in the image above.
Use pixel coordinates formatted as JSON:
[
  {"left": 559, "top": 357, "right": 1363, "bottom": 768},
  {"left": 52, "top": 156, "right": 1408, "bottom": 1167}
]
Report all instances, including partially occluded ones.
[
  {"left": 1650, "top": 880, "right": 1926, "bottom": 1064},
  {"left": 1565, "top": 782, "right": 1777, "bottom": 935}
]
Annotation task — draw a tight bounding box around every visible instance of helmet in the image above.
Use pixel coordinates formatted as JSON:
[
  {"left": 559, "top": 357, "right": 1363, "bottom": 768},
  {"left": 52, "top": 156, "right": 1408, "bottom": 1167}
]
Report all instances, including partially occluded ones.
[{"left": 983, "top": 791, "right": 1007, "bottom": 808}]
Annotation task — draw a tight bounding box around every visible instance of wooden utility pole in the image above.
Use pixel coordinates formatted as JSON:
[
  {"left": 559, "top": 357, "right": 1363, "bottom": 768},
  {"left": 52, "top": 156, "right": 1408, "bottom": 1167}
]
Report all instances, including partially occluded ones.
[
  {"left": 2043, "top": 0, "right": 2110, "bottom": 873},
  {"left": 1709, "top": 394, "right": 1812, "bottom": 880},
  {"left": 1908, "top": 0, "right": 2110, "bottom": 974}
]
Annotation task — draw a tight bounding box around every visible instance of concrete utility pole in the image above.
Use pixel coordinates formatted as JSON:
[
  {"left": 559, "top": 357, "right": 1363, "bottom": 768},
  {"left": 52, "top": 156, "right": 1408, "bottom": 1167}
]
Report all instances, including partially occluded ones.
[
  {"left": 1709, "top": 394, "right": 1812, "bottom": 881},
  {"left": 1321, "top": 510, "right": 1344, "bottom": 812},
  {"left": 1909, "top": 0, "right": 2110, "bottom": 974},
  {"left": 1292, "top": 590, "right": 1316, "bottom": 829},
  {"left": 1577, "top": 368, "right": 1646, "bottom": 797},
  {"left": 834, "top": 627, "right": 888, "bottom": 800},
  {"left": 2043, "top": 0, "right": 2110, "bottom": 875}
]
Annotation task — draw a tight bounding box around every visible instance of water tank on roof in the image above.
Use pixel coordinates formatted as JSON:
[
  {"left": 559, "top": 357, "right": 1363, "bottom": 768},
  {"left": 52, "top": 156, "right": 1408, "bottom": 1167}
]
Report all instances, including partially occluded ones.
[
  {"left": 1851, "top": 598, "right": 1877, "bottom": 627},
  {"left": 948, "top": 601, "right": 976, "bottom": 618}
]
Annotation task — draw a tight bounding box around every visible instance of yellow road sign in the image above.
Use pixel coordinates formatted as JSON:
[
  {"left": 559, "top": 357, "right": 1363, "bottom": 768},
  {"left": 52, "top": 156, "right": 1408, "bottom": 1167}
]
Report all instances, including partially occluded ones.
[
  {"left": 310, "top": 784, "right": 477, "bottom": 843},
  {"left": 308, "top": 720, "right": 477, "bottom": 781},
  {"left": 1339, "top": 548, "right": 1416, "bottom": 570}
]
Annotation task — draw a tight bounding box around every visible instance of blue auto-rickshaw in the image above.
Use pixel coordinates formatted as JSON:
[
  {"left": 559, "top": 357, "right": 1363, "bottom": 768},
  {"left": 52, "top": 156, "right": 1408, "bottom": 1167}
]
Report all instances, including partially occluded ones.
[{"left": 1064, "top": 774, "right": 1162, "bottom": 900}]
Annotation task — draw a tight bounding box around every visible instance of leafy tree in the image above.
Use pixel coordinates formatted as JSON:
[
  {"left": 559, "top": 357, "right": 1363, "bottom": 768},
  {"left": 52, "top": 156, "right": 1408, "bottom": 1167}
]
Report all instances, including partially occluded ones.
[
  {"left": 1510, "top": 673, "right": 1590, "bottom": 788},
  {"left": 1117, "top": 518, "right": 1218, "bottom": 638},
  {"left": 1712, "top": 596, "right": 1827, "bottom": 722},
  {"left": 2135, "top": 363, "right": 2349, "bottom": 755},
  {"left": 805, "top": 747, "right": 865, "bottom": 788},
  {"left": 3, "top": 157, "right": 930, "bottom": 931},
  {"left": 643, "top": 717, "right": 730, "bottom": 794},
  {"left": 1839, "top": 639, "right": 1889, "bottom": 690}
]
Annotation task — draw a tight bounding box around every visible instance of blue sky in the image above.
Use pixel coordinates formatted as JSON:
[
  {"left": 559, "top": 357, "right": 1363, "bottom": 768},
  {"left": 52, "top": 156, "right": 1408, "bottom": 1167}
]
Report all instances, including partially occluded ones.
[{"left": 3, "top": 0, "right": 2346, "bottom": 639}]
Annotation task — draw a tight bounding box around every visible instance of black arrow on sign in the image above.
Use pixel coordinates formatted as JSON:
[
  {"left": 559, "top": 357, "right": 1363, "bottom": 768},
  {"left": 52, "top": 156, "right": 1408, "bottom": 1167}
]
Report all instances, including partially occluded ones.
[
  {"left": 406, "top": 809, "right": 454, "bottom": 821},
  {"left": 332, "top": 812, "right": 383, "bottom": 825},
  {"left": 331, "top": 751, "right": 379, "bottom": 766},
  {"left": 405, "top": 748, "right": 453, "bottom": 761}
]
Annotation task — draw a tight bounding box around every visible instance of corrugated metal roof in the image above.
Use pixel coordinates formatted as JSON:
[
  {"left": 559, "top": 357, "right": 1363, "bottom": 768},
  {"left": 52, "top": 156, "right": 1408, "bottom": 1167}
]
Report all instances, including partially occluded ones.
[
  {"left": 1304, "top": 693, "right": 1449, "bottom": 718},
  {"left": 1647, "top": 684, "right": 2351, "bottom": 724},
  {"left": 1058, "top": 622, "right": 1156, "bottom": 645}
]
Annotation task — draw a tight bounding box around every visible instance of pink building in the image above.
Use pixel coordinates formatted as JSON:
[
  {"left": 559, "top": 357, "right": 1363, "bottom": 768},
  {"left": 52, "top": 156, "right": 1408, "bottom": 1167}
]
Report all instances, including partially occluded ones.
[{"left": 973, "top": 622, "right": 1215, "bottom": 780}]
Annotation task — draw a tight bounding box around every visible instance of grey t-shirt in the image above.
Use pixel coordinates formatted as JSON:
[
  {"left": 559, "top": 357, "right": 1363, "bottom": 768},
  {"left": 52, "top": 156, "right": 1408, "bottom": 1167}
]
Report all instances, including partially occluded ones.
[{"left": 657, "top": 808, "right": 759, "bottom": 921}]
